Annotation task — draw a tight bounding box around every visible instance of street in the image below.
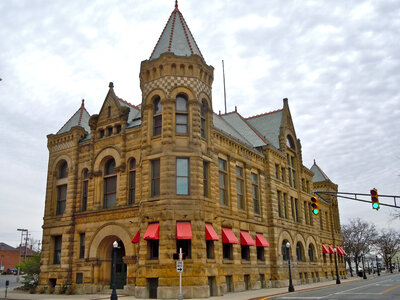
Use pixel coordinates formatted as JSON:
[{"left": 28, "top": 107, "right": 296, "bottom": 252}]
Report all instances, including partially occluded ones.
[{"left": 272, "top": 273, "right": 400, "bottom": 300}]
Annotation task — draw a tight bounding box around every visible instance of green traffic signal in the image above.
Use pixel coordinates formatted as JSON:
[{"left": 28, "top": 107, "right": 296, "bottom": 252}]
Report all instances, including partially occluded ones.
[
  {"left": 372, "top": 202, "right": 380, "bottom": 210},
  {"left": 313, "top": 209, "right": 319, "bottom": 215},
  {"left": 370, "top": 188, "right": 379, "bottom": 210}
]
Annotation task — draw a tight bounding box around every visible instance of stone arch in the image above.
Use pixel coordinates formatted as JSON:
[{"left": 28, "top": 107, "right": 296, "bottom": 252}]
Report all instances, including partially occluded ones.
[
  {"left": 93, "top": 146, "right": 122, "bottom": 172},
  {"left": 88, "top": 222, "right": 135, "bottom": 258},
  {"left": 52, "top": 154, "right": 73, "bottom": 177},
  {"left": 198, "top": 92, "right": 212, "bottom": 110},
  {"left": 278, "top": 230, "right": 294, "bottom": 258},
  {"left": 305, "top": 235, "right": 319, "bottom": 261},
  {"left": 170, "top": 86, "right": 196, "bottom": 101},
  {"left": 143, "top": 89, "right": 167, "bottom": 108}
]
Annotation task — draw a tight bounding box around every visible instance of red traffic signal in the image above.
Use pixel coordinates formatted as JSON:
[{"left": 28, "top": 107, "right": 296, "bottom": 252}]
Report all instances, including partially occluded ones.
[
  {"left": 311, "top": 195, "right": 320, "bottom": 215},
  {"left": 370, "top": 188, "right": 380, "bottom": 210}
]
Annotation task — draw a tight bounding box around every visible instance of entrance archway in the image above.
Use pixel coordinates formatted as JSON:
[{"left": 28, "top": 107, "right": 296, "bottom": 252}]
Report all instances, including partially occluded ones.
[{"left": 111, "top": 240, "right": 127, "bottom": 289}]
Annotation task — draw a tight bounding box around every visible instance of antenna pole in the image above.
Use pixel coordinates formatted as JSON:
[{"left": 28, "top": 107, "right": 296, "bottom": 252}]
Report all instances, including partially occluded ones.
[{"left": 222, "top": 60, "right": 227, "bottom": 114}]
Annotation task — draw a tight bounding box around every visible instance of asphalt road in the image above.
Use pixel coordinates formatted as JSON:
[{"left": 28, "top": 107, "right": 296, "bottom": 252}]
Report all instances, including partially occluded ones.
[{"left": 272, "top": 273, "right": 400, "bottom": 300}]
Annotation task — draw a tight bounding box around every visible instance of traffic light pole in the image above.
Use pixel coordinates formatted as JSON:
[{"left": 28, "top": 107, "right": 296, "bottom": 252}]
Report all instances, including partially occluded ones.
[{"left": 315, "top": 191, "right": 400, "bottom": 209}]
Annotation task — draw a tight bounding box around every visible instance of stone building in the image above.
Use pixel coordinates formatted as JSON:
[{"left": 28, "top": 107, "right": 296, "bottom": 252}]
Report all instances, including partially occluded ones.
[{"left": 39, "top": 2, "right": 346, "bottom": 298}]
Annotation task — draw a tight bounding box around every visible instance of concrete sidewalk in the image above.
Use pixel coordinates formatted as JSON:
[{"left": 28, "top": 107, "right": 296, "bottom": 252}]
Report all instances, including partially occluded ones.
[{"left": 0, "top": 274, "right": 379, "bottom": 300}]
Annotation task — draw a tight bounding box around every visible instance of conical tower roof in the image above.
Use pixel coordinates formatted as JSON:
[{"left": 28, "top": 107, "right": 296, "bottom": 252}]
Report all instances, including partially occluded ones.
[
  {"left": 57, "top": 99, "right": 90, "bottom": 134},
  {"left": 310, "top": 160, "right": 331, "bottom": 183},
  {"left": 149, "top": 1, "right": 203, "bottom": 61}
]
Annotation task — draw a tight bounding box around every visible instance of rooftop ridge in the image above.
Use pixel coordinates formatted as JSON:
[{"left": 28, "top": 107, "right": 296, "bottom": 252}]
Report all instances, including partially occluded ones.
[
  {"left": 235, "top": 111, "right": 269, "bottom": 145},
  {"left": 245, "top": 108, "right": 283, "bottom": 120},
  {"left": 117, "top": 97, "right": 140, "bottom": 110}
]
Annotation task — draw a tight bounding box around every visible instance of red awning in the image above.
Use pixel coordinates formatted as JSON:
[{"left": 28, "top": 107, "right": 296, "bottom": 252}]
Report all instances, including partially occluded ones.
[
  {"left": 322, "top": 244, "right": 329, "bottom": 254},
  {"left": 176, "top": 222, "right": 192, "bottom": 239},
  {"left": 205, "top": 224, "right": 219, "bottom": 241},
  {"left": 131, "top": 231, "right": 140, "bottom": 243},
  {"left": 222, "top": 228, "right": 239, "bottom": 244},
  {"left": 143, "top": 223, "right": 159, "bottom": 240},
  {"left": 337, "top": 246, "right": 347, "bottom": 255},
  {"left": 255, "top": 234, "right": 270, "bottom": 247},
  {"left": 328, "top": 245, "right": 335, "bottom": 254},
  {"left": 240, "top": 231, "right": 255, "bottom": 246}
]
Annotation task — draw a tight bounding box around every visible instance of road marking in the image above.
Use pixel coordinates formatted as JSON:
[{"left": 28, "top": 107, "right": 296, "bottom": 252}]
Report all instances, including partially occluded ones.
[{"left": 381, "top": 282, "right": 400, "bottom": 294}]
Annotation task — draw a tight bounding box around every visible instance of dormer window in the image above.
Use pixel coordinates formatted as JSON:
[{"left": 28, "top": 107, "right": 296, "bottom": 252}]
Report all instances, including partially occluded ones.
[
  {"left": 176, "top": 94, "right": 188, "bottom": 134},
  {"left": 286, "top": 135, "right": 295, "bottom": 149},
  {"left": 99, "top": 129, "right": 104, "bottom": 138}
]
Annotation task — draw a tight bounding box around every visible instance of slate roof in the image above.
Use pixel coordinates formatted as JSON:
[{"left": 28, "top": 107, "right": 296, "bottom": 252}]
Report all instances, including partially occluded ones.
[
  {"left": 116, "top": 97, "right": 141, "bottom": 128},
  {"left": 149, "top": 1, "right": 203, "bottom": 61},
  {"left": 246, "top": 109, "right": 283, "bottom": 149},
  {"left": 57, "top": 100, "right": 91, "bottom": 134},
  {"left": 310, "top": 160, "right": 330, "bottom": 183},
  {"left": 0, "top": 242, "right": 17, "bottom": 251}
]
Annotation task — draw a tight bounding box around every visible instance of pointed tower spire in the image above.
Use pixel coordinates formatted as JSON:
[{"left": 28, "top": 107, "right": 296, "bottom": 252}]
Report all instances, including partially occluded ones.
[{"left": 149, "top": 1, "right": 203, "bottom": 61}]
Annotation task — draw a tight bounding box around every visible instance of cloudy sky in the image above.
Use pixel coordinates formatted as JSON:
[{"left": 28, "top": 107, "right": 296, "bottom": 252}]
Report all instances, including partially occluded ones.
[{"left": 1, "top": 0, "right": 399, "bottom": 247}]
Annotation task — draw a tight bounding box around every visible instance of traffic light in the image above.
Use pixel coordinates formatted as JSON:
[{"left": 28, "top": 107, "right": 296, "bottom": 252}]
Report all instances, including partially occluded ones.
[
  {"left": 370, "top": 188, "right": 380, "bottom": 210},
  {"left": 311, "top": 195, "right": 319, "bottom": 215}
]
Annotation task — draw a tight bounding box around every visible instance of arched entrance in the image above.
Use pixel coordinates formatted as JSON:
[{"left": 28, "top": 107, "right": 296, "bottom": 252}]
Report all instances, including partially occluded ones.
[{"left": 111, "top": 240, "right": 127, "bottom": 289}]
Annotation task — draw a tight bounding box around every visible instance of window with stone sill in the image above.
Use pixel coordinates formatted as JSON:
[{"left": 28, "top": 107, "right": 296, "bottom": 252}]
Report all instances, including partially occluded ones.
[
  {"left": 103, "top": 158, "right": 117, "bottom": 208},
  {"left": 236, "top": 166, "right": 245, "bottom": 210},
  {"left": 153, "top": 96, "right": 162, "bottom": 137},
  {"left": 175, "top": 94, "right": 188, "bottom": 134},
  {"left": 128, "top": 158, "right": 136, "bottom": 204},
  {"left": 53, "top": 235, "right": 62, "bottom": 264}
]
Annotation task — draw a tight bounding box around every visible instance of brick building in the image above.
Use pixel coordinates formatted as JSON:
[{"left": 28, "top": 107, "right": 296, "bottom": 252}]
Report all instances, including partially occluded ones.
[{"left": 38, "top": 2, "right": 345, "bottom": 298}]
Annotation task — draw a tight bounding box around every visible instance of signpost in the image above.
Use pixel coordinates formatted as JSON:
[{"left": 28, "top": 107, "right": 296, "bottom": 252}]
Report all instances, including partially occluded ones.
[
  {"left": 177, "top": 248, "right": 184, "bottom": 300},
  {"left": 5, "top": 280, "right": 9, "bottom": 298}
]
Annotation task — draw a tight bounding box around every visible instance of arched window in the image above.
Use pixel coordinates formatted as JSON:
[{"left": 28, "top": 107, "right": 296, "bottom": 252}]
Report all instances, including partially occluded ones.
[
  {"left": 201, "top": 100, "right": 207, "bottom": 138},
  {"left": 282, "top": 240, "right": 290, "bottom": 261},
  {"left": 82, "top": 168, "right": 89, "bottom": 211},
  {"left": 56, "top": 160, "right": 68, "bottom": 215},
  {"left": 308, "top": 244, "right": 315, "bottom": 262},
  {"left": 59, "top": 161, "right": 68, "bottom": 179},
  {"left": 128, "top": 158, "right": 136, "bottom": 204},
  {"left": 103, "top": 158, "right": 117, "bottom": 208},
  {"left": 296, "top": 242, "right": 304, "bottom": 262},
  {"left": 176, "top": 94, "right": 188, "bottom": 134},
  {"left": 153, "top": 96, "right": 162, "bottom": 136},
  {"left": 286, "top": 135, "right": 295, "bottom": 149}
]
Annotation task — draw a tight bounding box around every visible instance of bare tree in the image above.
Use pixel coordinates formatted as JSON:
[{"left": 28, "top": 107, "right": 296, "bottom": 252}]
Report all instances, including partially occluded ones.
[
  {"left": 341, "top": 218, "right": 377, "bottom": 276},
  {"left": 374, "top": 229, "right": 400, "bottom": 271}
]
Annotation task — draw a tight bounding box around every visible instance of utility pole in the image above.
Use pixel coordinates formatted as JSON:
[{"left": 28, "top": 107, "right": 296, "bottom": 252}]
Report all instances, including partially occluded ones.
[{"left": 16, "top": 228, "right": 28, "bottom": 282}]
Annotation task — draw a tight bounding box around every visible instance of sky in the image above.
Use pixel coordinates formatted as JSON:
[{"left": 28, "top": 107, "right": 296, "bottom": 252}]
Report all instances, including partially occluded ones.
[{"left": 1, "top": 0, "right": 399, "bottom": 248}]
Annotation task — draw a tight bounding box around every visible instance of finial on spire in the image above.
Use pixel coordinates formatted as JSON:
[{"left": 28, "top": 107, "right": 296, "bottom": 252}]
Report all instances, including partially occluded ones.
[
  {"left": 313, "top": 159, "right": 316, "bottom": 165},
  {"left": 175, "top": 0, "right": 178, "bottom": 9},
  {"left": 81, "top": 99, "right": 85, "bottom": 108},
  {"left": 109, "top": 82, "right": 114, "bottom": 89}
]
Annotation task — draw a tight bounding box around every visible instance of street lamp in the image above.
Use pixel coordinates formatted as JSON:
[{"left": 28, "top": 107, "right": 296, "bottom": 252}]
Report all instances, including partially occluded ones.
[
  {"left": 333, "top": 248, "right": 341, "bottom": 284},
  {"left": 110, "top": 241, "right": 118, "bottom": 300},
  {"left": 285, "top": 242, "right": 294, "bottom": 292}
]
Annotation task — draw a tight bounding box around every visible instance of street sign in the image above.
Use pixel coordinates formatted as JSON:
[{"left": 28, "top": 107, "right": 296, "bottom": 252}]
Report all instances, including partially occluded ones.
[{"left": 176, "top": 260, "right": 184, "bottom": 273}]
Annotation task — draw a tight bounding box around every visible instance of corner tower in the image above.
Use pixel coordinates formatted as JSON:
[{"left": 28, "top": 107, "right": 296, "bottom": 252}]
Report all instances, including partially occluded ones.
[{"left": 139, "top": 1, "right": 214, "bottom": 152}]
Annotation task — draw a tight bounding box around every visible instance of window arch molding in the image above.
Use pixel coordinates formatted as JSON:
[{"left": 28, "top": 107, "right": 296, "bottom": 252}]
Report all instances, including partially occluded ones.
[
  {"left": 93, "top": 147, "right": 122, "bottom": 173},
  {"left": 286, "top": 134, "right": 296, "bottom": 150},
  {"left": 52, "top": 155, "right": 72, "bottom": 179},
  {"left": 296, "top": 242, "right": 304, "bottom": 262}
]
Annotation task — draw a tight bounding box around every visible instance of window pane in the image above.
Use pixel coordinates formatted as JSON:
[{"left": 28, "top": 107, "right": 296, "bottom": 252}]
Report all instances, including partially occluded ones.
[
  {"left": 176, "top": 95, "right": 188, "bottom": 111},
  {"left": 105, "top": 159, "right": 116, "bottom": 175},
  {"left": 177, "top": 159, "right": 188, "bottom": 176},
  {"left": 177, "top": 178, "right": 188, "bottom": 194},
  {"left": 154, "top": 97, "right": 162, "bottom": 114},
  {"left": 153, "top": 115, "right": 162, "bottom": 136},
  {"left": 203, "top": 161, "right": 209, "bottom": 197},
  {"left": 218, "top": 159, "right": 226, "bottom": 170},
  {"left": 219, "top": 173, "right": 225, "bottom": 188}
]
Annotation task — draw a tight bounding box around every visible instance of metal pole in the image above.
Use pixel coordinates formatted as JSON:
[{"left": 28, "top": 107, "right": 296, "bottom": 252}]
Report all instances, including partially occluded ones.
[
  {"left": 376, "top": 256, "right": 380, "bottom": 276},
  {"left": 178, "top": 248, "right": 183, "bottom": 300},
  {"left": 16, "top": 229, "right": 27, "bottom": 283},
  {"left": 334, "top": 249, "right": 341, "bottom": 284},
  {"left": 286, "top": 242, "right": 294, "bottom": 292},
  {"left": 222, "top": 60, "right": 227, "bottom": 114},
  {"left": 110, "top": 241, "right": 118, "bottom": 300},
  {"left": 362, "top": 256, "right": 367, "bottom": 279}
]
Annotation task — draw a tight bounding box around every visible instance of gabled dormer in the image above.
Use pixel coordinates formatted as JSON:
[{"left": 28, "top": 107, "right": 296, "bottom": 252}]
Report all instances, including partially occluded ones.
[{"left": 89, "top": 82, "right": 140, "bottom": 139}]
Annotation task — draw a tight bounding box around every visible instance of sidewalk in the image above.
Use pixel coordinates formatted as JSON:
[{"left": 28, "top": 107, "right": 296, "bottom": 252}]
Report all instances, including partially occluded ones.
[{"left": 0, "top": 274, "right": 379, "bottom": 300}]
